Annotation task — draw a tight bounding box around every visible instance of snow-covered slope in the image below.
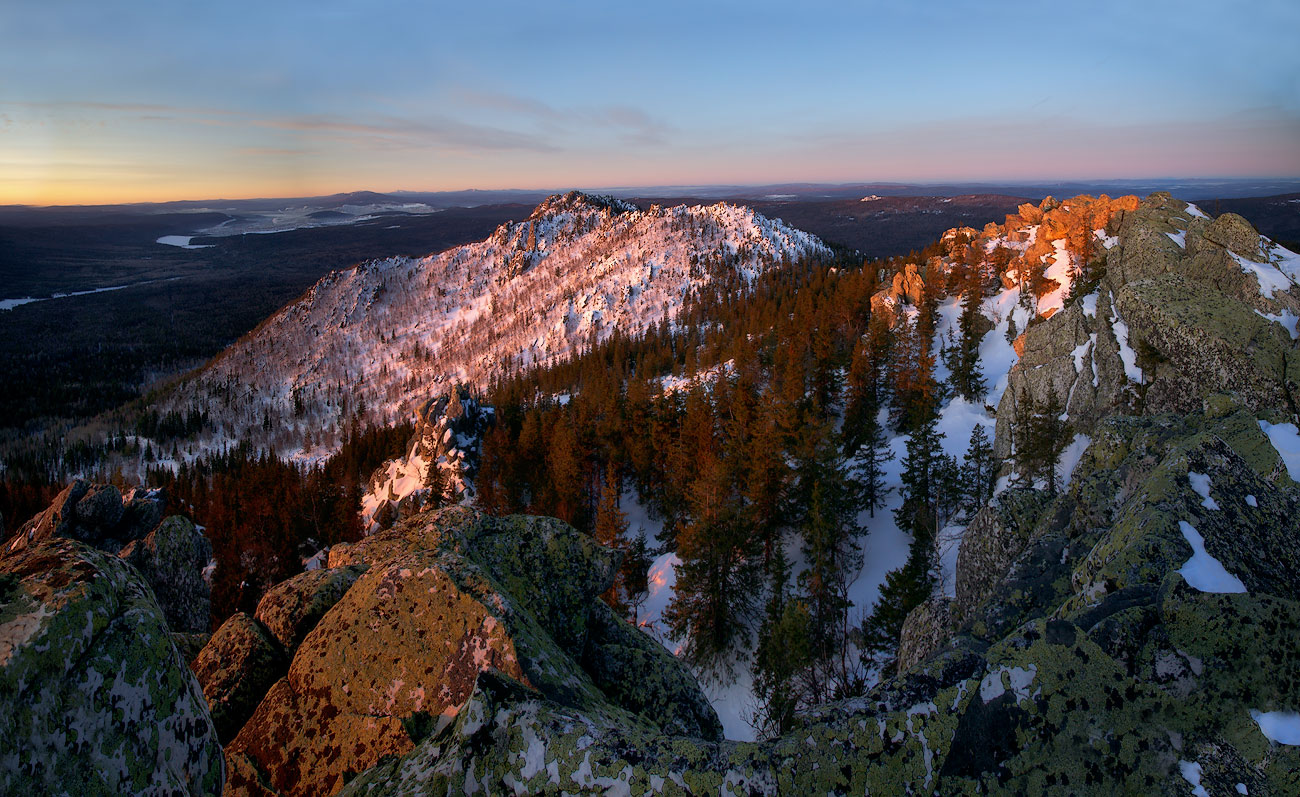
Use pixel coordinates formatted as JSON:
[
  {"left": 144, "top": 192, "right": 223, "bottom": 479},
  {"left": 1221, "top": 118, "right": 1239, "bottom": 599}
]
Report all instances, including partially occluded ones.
[{"left": 163, "top": 192, "right": 828, "bottom": 458}]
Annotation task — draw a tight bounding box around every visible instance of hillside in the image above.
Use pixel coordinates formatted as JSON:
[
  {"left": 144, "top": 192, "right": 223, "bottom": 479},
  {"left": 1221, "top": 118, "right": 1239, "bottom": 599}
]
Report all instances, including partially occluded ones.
[{"left": 152, "top": 192, "right": 828, "bottom": 461}]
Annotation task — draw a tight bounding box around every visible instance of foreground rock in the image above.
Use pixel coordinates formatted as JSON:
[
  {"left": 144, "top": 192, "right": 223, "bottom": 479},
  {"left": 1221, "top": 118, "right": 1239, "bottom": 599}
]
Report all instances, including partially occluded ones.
[
  {"left": 222, "top": 506, "right": 720, "bottom": 796},
  {"left": 2, "top": 482, "right": 212, "bottom": 633},
  {"left": 0, "top": 538, "right": 224, "bottom": 794},
  {"left": 192, "top": 612, "right": 288, "bottom": 744}
]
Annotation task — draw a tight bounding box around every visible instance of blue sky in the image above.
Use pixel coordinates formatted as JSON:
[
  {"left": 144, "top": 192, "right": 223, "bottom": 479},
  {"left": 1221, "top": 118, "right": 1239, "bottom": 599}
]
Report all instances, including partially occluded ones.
[{"left": 2, "top": 0, "right": 1298, "bottom": 203}]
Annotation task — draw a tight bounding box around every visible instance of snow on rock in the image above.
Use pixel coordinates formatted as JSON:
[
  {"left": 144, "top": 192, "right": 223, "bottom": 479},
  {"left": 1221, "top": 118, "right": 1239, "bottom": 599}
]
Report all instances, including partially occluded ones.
[
  {"left": 1187, "top": 472, "right": 1220, "bottom": 510},
  {"left": 1110, "top": 293, "right": 1144, "bottom": 384},
  {"left": 1177, "top": 520, "right": 1246, "bottom": 593},
  {"left": 1246, "top": 495, "right": 1258, "bottom": 508},
  {"left": 978, "top": 664, "right": 1038, "bottom": 704},
  {"left": 1250, "top": 710, "right": 1300, "bottom": 745},
  {"left": 1256, "top": 308, "right": 1300, "bottom": 340},
  {"left": 1179, "top": 760, "right": 1210, "bottom": 797},
  {"left": 1057, "top": 433, "right": 1091, "bottom": 489},
  {"left": 1258, "top": 420, "right": 1300, "bottom": 482},
  {"left": 1185, "top": 203, "right": 1211, "bottom": 220},
  {"left": 1035, "top": 240, "right": 1077, "bottom": 318}
]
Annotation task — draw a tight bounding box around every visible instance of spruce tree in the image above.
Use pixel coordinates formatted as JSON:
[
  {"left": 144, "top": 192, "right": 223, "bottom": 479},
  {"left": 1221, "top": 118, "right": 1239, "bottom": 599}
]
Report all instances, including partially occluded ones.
[
  {"left": 951, "top": 288, "right": 988, "bottom": 402},
  {"left": 961, "top": 424, "right": 996, "bottom": 516},
  {"left": 752, "top": 540, "right": 812, "bottom": 738}
]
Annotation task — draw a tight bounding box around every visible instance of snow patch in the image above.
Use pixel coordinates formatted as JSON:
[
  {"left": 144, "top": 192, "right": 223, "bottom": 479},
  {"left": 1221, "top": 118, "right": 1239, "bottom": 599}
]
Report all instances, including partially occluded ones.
[
  {"left": 1178, "top": 760, "right": 1209, "bottom": 797},
  {"left": 1250, "top": 710, "right": 1300, "bottom": 745},
  {"left": 1258, "top": 420, "right": 1300, "bottom": 482},
  {"left": 1233, "top": 250, "right": 1297, "bottom": 299},
  {"left": 1184, "top": 203, "right": 1210, "bottom": 220},
  {"left": 979, "top": 665, "right": 1038, "bottom": 704},
  {"left": 1256, "top": 309, "right": 1300, "bottom": 340},
  {"left": 1057, "top": 434, "right": 1091, "bottom": 489},
  {"left": 1110, "top": 294, "right": 1144, "bottom": 383},
  {"left": 1187, "top": 472, "right": 1219, "bottom": 510},
  {"left": 1245, "top": 495, "right": 1258, "bottom": 508},
  {"left": 1177, "top": 521, "right": 1246, "bottom": 593}
]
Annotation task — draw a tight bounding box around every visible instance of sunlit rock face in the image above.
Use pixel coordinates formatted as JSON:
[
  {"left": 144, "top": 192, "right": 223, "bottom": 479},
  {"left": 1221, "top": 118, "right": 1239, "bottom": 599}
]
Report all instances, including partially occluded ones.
[{"left": 216, "top": 506, "right": 720, "bottom": 796}]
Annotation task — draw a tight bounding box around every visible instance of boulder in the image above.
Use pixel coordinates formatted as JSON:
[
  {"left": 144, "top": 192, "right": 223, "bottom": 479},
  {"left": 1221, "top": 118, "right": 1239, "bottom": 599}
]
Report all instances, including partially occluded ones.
[
  {"left": 5, "top": 479, "right": 92, "bottom": 555},
  {"left": 226, "top": 507, "right": 717, "bottom": 796},
  {"left": 119, "top": 515, "right": 213, "bottom": 633},
  {"left": 73, "top": 483, "right": 125, "bottom": 540},
  {"left": 896, "top": 595, "right": 953, "bottom": 672},
  {"left": 953, "top": 489, "right": 1052, "bottom": 623},
  {"left": 1203, "top": 212, "right": 1264, "bottom": 262},
  {"left": 191, "top": 612, "right": 287, "bottom": 744},
  {"left": 119, "top": 487, "right": 167, "bottom": 542},
  {"left": 0, "top": 538, "right": 224, "bottom": 795},
  {"left": 253, "top": 564, "right": 367, "bottom": 654},
  {"left": 227, "top": 548, "right": 599, "bottom": 796}
]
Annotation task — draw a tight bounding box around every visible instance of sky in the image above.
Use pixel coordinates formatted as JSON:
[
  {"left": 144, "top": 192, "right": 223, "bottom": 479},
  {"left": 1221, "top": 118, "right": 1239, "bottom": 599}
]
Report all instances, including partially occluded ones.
[{"left": 2, "top": 0, "right": 1298, "bottom": 205}]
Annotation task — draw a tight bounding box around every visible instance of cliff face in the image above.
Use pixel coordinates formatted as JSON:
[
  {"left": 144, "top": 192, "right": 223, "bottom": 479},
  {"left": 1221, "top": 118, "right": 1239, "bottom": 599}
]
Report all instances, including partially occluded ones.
[{"left": 993, "top": 193, "right": 1300, "bottom": 460}]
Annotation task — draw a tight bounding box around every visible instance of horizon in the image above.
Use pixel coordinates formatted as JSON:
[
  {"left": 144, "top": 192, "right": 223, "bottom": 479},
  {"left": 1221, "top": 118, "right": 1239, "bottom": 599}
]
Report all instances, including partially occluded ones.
[
  {"left": 3, "top": 1, "right": 1299, "bottom": 205},
  {"left": 7, "top": 175, "right": 1300, "bottom": 211}
]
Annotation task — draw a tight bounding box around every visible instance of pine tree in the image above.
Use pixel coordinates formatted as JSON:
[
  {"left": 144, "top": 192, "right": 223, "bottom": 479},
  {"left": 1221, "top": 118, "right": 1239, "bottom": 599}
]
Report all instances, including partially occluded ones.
[
  {"left": 857, "top": 538, "right": 935, "bottom": 677},
  {"left": 961, "top": 424, "right": 996, "bottom": 516},
  {"left": 621, "top": 529, "right": 653, "bottom": 624},
  {"left": 794, "top": 429, "right": 862, "bottom": 702},
  {"left": 664, "top": 443, "right": 760, "bottom": 679}
]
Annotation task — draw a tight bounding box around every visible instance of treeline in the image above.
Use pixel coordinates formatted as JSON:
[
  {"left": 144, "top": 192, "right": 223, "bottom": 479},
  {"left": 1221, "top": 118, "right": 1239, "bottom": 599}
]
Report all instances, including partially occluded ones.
[{"left": 145, "top": 420, "right": 412, "bottom": 627}]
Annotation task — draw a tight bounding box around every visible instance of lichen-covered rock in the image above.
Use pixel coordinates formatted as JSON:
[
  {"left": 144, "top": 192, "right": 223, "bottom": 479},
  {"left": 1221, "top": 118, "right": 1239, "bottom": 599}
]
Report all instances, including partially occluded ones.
[
  {"left": 896, "top": 595, "right": 953, "bottom": 672},
  {"left": 253, "top": 564, "right": 367, "bottom": 654},
  {"left": 953, "top": 489, "right": 1051, "bottom": 623},
  {"left": 227, "top": 542, "right": 632, "bottom": 797},
  {"left": 1203, "top": 212, "right": 1265, "bottom": 262},
  {"left": 192, "top": 612, "right": 287, "bottom": 744},
  {"left": 580, "top": 600, "right": 723, "bottom": 740},
  {"left": 119, "top": 515, "right": 213, "bottom": 633},
  {"left": 0, "top": 538, "right": 224, "bottom": 795},
  {"left": 220, "top": 506, "right": 719, "bottom": 795}
]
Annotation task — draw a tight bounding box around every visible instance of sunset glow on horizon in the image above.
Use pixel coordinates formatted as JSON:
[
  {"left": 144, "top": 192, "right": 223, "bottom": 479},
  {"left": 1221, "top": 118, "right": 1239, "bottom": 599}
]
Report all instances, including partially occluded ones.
[{"left": 3, "top": 0, "right": 1298, "bottom": 206}]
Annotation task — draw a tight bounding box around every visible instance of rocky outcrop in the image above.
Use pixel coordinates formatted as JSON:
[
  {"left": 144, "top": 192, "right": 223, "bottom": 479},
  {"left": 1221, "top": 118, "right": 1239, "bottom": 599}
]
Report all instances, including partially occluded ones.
[
  {"left": 221, "top": 506, "right": 720, "bottom": 796},
  {"left": 994, "top": 193, "right": 1300, "bottom": 462},
  {"left": 253, "top": 564, "right": 367, "bottom": 654},
  {"left": 896, "top": 595, "right": 952, "bottom": 673},
  {"left": 192, "top": 612, "right": 288, "bottom": 744},
  {"left": 0, "top": 538, "right": 224, "bottom": 794},
  {"left": 120, "top": 515, "right": 213, "bottom": 633},
  {"left": 3, "top": 482, "right": 213, "bottom": 634},
  {"left": 953, "top": 489, "right": 1053, "bottom": 623},
  {"left": 364, "top": 388, "right": 492, "bottom": 532}
]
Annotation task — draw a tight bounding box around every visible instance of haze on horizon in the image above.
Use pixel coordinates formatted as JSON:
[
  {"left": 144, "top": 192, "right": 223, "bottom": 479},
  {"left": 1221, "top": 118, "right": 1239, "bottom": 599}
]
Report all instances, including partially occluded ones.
[{"left": 2, "top": 0, "right": 1298, "bottom": 206}]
